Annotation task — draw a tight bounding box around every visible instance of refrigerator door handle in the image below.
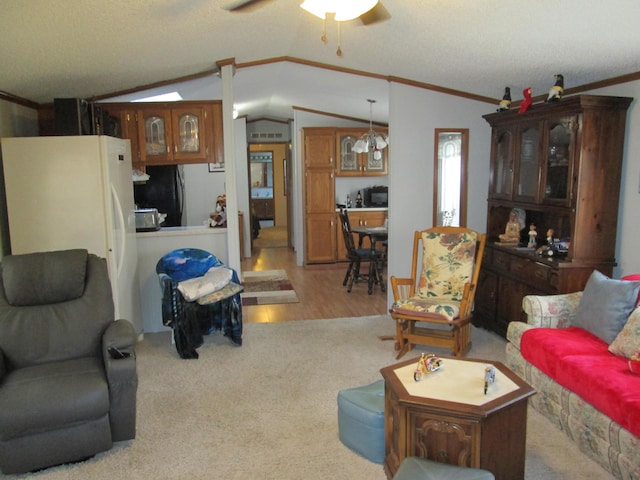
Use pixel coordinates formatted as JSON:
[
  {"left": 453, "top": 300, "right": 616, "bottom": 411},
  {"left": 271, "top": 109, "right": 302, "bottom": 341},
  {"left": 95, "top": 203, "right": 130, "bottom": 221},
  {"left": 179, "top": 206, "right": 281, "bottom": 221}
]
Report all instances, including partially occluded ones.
[{"left": 111, "top": 183, "right": 126, "bottom": 278}]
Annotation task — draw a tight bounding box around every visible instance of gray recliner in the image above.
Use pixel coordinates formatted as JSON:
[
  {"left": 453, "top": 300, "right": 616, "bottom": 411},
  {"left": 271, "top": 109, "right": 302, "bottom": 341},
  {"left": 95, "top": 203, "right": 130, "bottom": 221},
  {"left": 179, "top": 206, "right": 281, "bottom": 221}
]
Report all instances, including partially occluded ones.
[{"left": 0, "top": 249, "right": 138, "bottom": 474}]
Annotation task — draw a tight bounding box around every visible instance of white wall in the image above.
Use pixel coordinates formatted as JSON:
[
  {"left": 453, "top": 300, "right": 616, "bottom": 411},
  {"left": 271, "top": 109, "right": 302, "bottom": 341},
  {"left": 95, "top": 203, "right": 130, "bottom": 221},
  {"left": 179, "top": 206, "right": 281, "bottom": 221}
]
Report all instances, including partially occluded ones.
[
  {"left": 386, "top": 82, "right": 493, "bottom": 305},
  {"left": 181, "top": 163, "right": 226, "bottom": 226}
]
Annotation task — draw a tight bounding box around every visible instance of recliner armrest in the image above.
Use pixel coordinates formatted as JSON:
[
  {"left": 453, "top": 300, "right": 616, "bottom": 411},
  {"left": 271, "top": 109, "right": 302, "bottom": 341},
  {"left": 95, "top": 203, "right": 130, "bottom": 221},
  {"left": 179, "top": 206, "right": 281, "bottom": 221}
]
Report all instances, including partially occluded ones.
[{"left": 522, "top": 291, "right": 582, "bottom": 329}]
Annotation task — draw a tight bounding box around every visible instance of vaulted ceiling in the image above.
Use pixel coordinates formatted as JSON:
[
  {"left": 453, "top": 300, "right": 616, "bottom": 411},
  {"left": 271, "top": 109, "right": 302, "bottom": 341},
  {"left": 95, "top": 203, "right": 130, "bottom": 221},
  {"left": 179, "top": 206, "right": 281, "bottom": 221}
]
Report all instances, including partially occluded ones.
[{"left": 2, "top": 0, "right": 639, "bottom": 122}]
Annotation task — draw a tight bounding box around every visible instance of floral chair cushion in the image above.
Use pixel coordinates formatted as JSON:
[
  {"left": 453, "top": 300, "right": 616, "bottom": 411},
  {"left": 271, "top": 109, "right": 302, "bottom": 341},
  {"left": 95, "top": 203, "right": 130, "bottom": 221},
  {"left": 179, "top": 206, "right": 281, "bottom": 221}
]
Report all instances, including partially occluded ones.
[{"left": 391, "top": 231, "right": 477, "bottom": 321}]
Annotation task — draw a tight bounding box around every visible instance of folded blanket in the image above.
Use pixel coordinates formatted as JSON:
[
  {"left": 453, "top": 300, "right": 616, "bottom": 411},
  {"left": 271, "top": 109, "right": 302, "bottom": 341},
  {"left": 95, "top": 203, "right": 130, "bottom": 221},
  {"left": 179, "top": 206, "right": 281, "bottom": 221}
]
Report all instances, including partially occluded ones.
[{"left": 177, "top": 266, "right": 233, "bottom": 301}]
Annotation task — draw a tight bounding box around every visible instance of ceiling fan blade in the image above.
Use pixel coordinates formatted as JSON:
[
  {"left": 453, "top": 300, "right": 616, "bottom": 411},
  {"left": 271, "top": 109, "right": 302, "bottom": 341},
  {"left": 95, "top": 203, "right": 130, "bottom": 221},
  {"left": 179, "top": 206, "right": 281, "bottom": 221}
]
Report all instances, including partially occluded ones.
[
  {"left": 225, "top": 0, "right": 274, "bottom": 12},
  {"left": 359, "top": 2, "right": 391, "bottom": 25}
]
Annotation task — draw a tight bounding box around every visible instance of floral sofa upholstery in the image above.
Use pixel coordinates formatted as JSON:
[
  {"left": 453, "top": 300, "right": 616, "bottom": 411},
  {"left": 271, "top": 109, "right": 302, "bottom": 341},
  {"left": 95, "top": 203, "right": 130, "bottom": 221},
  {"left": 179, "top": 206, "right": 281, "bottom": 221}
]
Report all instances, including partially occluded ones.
[{"left": 505, "top": 273, "right": 640, "bottom": 480}]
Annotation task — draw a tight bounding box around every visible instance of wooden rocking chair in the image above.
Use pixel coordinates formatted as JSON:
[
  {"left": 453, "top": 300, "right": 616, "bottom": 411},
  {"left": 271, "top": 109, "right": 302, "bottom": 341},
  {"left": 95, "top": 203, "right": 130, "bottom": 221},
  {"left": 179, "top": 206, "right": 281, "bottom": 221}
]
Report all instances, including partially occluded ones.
[{"left": 389, "top": 227, "right": 486, "bottom": 359}]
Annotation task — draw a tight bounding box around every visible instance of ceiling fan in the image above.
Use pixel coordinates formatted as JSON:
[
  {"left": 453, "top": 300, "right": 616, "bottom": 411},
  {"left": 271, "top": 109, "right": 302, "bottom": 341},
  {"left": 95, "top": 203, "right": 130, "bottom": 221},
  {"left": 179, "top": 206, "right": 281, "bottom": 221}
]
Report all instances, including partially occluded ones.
[{"left": 224, "top": 0, "right": 391, "bottom": 25}]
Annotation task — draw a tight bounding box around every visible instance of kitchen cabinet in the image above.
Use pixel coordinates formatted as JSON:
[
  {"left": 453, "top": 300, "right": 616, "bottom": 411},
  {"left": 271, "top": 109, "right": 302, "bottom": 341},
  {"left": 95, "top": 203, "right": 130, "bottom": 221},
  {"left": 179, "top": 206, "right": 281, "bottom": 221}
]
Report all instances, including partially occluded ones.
[
  {"left": 251, "top": 198, "right": 274, "bottom": 220},
  {"left": 303, "top": 130, "right": 336, "bottom": 264},
  {"left": 336, "top": 129, "right": 388, "bottom": 176},
  {"left": 475, "top": 95, "right": 633, "bottom": 337},
  {"left": 336, "top": 209, "right": 387, "bottom": 261},
  {"left": 98, "top": 101, "right": 223, "bottom": 170}
]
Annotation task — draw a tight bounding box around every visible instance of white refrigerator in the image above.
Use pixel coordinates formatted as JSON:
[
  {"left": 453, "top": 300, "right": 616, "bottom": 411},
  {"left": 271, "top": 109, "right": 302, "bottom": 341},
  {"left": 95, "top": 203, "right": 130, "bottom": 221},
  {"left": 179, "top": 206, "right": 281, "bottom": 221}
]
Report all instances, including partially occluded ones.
[{"left": 0, "top": 135, "right": 142, "bottom": 336}]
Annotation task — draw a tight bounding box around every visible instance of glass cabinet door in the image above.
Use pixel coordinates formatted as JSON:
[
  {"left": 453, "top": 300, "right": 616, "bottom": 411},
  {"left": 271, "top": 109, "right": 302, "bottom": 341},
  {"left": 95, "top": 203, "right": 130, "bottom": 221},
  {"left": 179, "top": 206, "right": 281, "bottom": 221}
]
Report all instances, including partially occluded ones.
[
  {"left": 514, "top": 124, "right": 539, "bottom": 202},
  {"left": 144, "top": 115, "right": 167, "bottom": 156},
  {"left": 490, "top": 128, "right": 514, "bottom": 199},
  {"left": 543, "top": 117, "right": 574, "bottom": 205},
  {"left": 177, "top": 113, "right": 200, "bottom": 154},
  {"left": 337, "top": 133, "right": 360, "bottom": 175}
]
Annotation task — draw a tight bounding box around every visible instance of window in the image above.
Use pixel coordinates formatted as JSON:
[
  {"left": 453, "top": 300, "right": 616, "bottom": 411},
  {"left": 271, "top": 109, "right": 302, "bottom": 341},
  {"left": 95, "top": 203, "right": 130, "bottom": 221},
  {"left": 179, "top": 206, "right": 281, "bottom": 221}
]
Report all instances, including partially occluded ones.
[{"left": 433, "top": 129, "right": 469, "bottom": 227}]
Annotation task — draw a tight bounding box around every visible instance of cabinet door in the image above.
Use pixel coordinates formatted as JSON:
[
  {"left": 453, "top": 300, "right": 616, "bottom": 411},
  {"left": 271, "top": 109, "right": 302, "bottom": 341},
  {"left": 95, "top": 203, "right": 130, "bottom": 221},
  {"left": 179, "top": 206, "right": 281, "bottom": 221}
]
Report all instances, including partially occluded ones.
[
  {"left": 336, "top": 131, "right": 361, "bottom": 175},
  {"left": 305, "top": 131, "right": 335, "bottom": 169},
  {"left": 513, "top": 123, "right": 540, "bottom": 202},
  {"left": 172, "top": 106, "right": 209, "bottom": 163},
  {"left": 541, "top": 116, "right": 576, "bottom": 206},
  {"left": 489, "top": 128, "right": 514, "bottom": 199},
  {"left": 306, "top": 213, "right": 337, "bottom": 263},
  {"left": 305, "top": 169, "right": 334, "bottom": 214},
  {"left": 138, "top": 109, "right": 172, "bottom": 164},
  {"left": 474, "top": 268, "right": 497, "bottom": 330}
]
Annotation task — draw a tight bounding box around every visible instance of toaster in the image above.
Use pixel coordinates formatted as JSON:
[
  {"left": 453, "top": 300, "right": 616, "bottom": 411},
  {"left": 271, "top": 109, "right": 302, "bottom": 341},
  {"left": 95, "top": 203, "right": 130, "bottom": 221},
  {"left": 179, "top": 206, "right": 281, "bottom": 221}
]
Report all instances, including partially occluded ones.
[{"left": 134, "top": 208, "right": 163, "bottom": 232}]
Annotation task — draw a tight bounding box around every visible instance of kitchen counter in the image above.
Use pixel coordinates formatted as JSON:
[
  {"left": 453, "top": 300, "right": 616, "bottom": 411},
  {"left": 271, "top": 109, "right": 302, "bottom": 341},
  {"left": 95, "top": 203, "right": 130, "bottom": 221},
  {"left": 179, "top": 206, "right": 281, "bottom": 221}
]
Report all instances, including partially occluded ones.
[{"left": 136, "top": 225, "right": 229, "bottom": 333}]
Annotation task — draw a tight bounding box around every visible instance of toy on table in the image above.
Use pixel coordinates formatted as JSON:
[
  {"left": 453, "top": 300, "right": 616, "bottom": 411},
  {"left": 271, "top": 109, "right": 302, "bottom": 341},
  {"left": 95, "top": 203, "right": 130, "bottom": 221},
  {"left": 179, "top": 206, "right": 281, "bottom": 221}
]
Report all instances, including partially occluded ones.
[
  {"left": 413, "top": 353, "right": 443, "bottom": 382},
  {"left": 484, "top": 365, "right": 496, "bottom": 394},
  {"left": 208, "top": 194, "right": 227, "bottom": 228}
]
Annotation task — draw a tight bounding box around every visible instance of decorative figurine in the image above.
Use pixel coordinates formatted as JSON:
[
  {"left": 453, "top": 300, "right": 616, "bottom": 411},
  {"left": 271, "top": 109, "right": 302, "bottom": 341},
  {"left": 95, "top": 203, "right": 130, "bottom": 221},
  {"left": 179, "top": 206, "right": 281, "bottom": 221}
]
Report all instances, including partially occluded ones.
[
  {"left": 546, "top": 228, "right": 555, "bottom": 246},
  {"left": 528, "top": 223, "right": 537, "bottom": 248},
  {"left": 497, "top": 86, "right": 512, "bottom": 111},
  {"left": 355, "top": 190, "right": 363, "bottom": 208},
  {"left": 346, "top": 194, "right": 352, "bottom": 208},
  {"left": 208, "top": 194, "right": 227, "bottom": 228},
  {"left": 546, "top": 74, "right": 564, "bottom": 102},
  {"left": 484, "top": 365, "right": 496, "bottom": 395},
  {"left": 413, "top": 353, "right": 443, "bottom": 382},
  {"left": 518, "top": 87, "right": 533, "bottom": 114},
  {"left": 497, "top": 208, "right": 525, "bottom": 246}
]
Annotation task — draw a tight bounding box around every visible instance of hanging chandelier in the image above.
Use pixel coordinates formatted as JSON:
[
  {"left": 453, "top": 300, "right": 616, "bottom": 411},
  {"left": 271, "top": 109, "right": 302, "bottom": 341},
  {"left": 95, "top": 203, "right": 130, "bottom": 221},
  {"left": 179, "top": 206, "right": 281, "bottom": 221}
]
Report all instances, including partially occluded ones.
[
  {"left": 353, "top": 99, "right": 388, "bottom": 160},
  {"left": 300, "top": 0, "right": 379, "bottom": 56}
]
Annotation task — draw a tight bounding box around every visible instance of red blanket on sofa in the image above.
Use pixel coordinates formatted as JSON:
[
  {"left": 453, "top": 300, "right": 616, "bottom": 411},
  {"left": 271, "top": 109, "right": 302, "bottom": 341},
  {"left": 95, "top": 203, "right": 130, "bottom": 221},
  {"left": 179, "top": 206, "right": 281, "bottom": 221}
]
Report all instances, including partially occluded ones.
[{"left": 521, "top": 326, "right": 640, "bottom": 438}]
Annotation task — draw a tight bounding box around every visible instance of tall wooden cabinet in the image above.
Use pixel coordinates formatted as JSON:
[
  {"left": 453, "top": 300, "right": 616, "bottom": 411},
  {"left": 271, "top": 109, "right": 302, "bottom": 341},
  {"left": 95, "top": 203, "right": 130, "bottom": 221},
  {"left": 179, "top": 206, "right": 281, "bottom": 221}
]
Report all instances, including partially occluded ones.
[
  {"left": 303, "top": 128, "right": 337, "bottom": 264},
  {"left": 475, "top": 95, "right": 633, "bottom": 337}
]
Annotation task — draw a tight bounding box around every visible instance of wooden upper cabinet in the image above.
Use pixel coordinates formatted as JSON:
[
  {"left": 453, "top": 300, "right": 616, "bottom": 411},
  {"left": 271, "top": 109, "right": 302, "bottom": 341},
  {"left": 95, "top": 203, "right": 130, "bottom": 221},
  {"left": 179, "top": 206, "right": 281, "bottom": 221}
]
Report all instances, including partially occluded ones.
[
  {"left": 97, "top": 101, "right": 223, "bottom": 169},
  {"left": 304, "top": 128, "right": 335, "bottom": 169},
  {"left": 336, "top": 129, "right": 388, "bottom": 176}
]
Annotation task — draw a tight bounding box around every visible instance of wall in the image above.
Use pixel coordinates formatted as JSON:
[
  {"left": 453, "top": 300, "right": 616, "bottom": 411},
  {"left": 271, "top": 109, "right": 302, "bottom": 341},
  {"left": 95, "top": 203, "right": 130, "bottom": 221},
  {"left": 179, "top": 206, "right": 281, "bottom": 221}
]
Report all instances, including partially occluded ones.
[
  {"left": 181, "top": 163, "right": 226, "bottom": 226},
  {"left": 0, "top": 99, "right": 39, "bottom": 257},
  {"left": 386, "top": 82, "right": 493, "bottom": 304}
]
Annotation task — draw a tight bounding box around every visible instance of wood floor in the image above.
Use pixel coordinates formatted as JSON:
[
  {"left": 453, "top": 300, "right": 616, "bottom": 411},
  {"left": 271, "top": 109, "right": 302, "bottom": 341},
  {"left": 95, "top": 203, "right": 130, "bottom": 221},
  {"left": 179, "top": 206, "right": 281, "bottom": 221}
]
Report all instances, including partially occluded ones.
[{"left": 240, "top": 227, "right": 388, "bottom": 324}]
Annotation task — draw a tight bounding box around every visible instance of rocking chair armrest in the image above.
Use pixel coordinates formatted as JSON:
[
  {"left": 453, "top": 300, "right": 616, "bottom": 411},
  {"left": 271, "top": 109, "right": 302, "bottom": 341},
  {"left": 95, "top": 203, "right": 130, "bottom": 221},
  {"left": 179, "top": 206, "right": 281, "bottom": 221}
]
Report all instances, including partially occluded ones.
[{"left": 390, "top": 276, "right": 415, "bottom": 301}]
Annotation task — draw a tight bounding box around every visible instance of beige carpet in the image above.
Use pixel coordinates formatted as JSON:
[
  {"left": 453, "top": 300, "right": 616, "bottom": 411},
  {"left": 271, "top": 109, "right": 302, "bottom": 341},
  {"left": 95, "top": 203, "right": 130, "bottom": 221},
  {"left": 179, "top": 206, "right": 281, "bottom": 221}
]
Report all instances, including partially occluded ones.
[
  {"left": 2, "top": 317, "right": 614, "bottom": 480},
  {"left": 240, "top": 269, "right": 299, "bottom": 306}
]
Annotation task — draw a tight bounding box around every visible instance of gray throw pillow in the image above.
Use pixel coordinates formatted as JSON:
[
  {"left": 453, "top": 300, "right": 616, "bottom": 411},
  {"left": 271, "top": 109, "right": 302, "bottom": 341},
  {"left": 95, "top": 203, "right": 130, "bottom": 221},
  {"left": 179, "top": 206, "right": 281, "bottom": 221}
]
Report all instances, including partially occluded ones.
[{"left": 573, "top": 270, "right": 640, "bottom": 344}]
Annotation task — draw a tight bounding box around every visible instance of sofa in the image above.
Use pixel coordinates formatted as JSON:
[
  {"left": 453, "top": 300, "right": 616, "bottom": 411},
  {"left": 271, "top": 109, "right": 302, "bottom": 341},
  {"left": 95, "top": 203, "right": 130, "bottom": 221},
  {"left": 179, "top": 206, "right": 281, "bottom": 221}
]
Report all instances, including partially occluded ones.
[{"left": 505, "top": 271, "right": 640, "bottom": 480}]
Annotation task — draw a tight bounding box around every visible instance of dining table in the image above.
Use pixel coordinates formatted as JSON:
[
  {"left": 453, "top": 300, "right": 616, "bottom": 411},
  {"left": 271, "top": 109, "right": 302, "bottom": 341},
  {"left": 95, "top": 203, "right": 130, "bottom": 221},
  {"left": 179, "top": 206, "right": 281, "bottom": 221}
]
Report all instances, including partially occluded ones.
[{"left": 351, "top": 225, "right": 388, "bottom": 294}]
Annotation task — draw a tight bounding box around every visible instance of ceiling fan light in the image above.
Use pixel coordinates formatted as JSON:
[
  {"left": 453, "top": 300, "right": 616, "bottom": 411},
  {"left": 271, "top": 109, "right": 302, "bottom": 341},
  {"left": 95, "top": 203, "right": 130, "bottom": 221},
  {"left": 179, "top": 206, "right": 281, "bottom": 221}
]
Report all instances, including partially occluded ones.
[{"left": 300, "top": 0, "right": 378, "bottom": 21}]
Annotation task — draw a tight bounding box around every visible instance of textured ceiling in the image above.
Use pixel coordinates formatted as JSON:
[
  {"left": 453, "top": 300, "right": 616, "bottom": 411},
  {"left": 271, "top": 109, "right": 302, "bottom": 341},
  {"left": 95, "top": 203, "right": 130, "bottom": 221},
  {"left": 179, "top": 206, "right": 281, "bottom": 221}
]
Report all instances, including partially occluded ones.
[{"left": 1, "top": 0, "right": 640, "bottom": 121}]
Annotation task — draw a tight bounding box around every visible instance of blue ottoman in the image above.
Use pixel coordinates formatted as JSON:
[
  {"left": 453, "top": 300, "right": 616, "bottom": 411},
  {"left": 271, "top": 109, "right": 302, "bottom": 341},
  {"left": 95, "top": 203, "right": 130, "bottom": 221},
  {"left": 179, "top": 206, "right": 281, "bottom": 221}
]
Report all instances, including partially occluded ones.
[
  {"left": 393, "top": 457, "right": 495, "bottom": 480},
  {"left": 337, "top": 379, "right": 385, "bottom": 464}
]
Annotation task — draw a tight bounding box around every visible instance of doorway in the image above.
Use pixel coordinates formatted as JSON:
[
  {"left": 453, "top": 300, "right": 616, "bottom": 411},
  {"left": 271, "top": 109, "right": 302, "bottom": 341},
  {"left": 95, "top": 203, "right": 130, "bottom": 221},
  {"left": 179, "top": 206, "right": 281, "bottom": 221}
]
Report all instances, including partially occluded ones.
[{"left": 248, "top": 142, "right": 291, "bottom": 253}]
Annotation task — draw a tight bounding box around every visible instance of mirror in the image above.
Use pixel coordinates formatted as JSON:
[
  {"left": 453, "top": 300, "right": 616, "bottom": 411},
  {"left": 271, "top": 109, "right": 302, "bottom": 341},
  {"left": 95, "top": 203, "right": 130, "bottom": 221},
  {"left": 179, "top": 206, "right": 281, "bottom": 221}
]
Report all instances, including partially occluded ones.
[
  {"left": 250, "top": 151, "right": 273, "bottom": 197},
  {"left": 433, "top": 129, "right": 469, "bottom": 227}
]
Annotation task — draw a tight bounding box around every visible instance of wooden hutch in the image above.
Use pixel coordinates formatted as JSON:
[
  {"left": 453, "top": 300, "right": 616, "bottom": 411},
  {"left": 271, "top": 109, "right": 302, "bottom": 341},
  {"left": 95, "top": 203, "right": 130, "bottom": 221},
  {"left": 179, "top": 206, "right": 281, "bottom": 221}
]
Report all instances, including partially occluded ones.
[{"left": 474, "top": 94, "right": 633, "bottom": 337}]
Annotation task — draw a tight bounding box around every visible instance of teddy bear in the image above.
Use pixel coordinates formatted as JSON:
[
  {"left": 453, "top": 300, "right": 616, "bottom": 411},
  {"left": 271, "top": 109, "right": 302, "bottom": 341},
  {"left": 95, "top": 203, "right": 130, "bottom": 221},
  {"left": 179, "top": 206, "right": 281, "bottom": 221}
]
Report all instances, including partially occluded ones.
[{"left": 208, "top": 194, "right": 227, "bottom": 228}]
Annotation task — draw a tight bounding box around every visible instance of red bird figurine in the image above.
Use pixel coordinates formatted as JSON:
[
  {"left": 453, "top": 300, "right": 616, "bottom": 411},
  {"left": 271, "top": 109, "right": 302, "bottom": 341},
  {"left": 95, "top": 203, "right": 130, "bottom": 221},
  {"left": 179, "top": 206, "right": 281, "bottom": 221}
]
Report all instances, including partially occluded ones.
[{"left": 518, "top": 87, "right": 533, "bottom": 113}]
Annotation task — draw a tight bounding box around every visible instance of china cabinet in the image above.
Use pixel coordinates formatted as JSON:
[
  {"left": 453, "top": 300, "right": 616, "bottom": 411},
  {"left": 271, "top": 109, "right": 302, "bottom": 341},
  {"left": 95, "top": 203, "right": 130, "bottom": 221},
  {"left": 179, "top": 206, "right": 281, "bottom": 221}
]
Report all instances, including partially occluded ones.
[
  {"left": 97, "top": 101, "right": 223, "bottom": 170},
  {"left": 476, "top": 95, "right": 633, "bottom": 337},
  {"left": 336, "top": 129, "right": 388, "bottom": 176}
]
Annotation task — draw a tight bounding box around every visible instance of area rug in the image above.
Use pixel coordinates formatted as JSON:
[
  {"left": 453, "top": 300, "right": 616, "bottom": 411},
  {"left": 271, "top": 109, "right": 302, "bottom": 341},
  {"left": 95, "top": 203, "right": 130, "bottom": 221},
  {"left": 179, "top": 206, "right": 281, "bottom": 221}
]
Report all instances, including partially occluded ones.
[{"left": 240, "top": 269, "right": 299, "bottom": 306}]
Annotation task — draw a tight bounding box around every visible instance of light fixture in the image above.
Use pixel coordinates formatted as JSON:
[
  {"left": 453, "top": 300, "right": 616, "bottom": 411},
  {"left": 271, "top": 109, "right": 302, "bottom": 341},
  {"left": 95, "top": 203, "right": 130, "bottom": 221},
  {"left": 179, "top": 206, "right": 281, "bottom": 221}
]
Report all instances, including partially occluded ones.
[
  {"left": 300, "top": 0, "right": 378, "bottom": 56},
  {"left": 300, "top": 0, "right": 378, "bottom": 21},
  {"left": 353, "top": 99, "right": 388, "bottom": 161}
]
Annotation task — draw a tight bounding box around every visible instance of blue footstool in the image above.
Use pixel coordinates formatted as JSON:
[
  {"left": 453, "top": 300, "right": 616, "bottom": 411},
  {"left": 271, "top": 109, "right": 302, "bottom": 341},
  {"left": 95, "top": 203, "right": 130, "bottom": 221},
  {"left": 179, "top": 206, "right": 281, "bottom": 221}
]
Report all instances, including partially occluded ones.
[
  {"left": 337, "top": 379, "right": 385, "bottom": 464},
  {"left": 393, "top": 457, "right": 495, "bottom": 480}
]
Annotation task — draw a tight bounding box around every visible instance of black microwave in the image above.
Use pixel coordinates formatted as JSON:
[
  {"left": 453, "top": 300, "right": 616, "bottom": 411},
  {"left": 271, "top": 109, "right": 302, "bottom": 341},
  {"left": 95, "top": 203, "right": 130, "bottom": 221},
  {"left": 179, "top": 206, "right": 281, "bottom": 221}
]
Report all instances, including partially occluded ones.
[{"left": 364, "top": 186, "right": 388, "bottom": 207}]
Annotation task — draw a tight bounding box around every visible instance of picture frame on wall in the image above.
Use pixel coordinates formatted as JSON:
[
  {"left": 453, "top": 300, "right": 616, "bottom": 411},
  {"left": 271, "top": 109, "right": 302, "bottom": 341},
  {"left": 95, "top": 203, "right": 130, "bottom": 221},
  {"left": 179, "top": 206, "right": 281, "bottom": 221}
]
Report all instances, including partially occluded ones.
[{"left": 208, "top": 162, "right": 224, "bottom": 172}]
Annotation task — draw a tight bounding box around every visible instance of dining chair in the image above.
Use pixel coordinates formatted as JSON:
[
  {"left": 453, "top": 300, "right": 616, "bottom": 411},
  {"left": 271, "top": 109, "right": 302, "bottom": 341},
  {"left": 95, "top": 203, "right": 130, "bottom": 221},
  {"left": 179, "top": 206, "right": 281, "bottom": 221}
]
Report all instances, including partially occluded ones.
[
  {"left": 338, "top": 208, "right": 385, "bottom": 294},
  {"left": 389, "top": 226, "right": 486, "bottom": 358}
]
